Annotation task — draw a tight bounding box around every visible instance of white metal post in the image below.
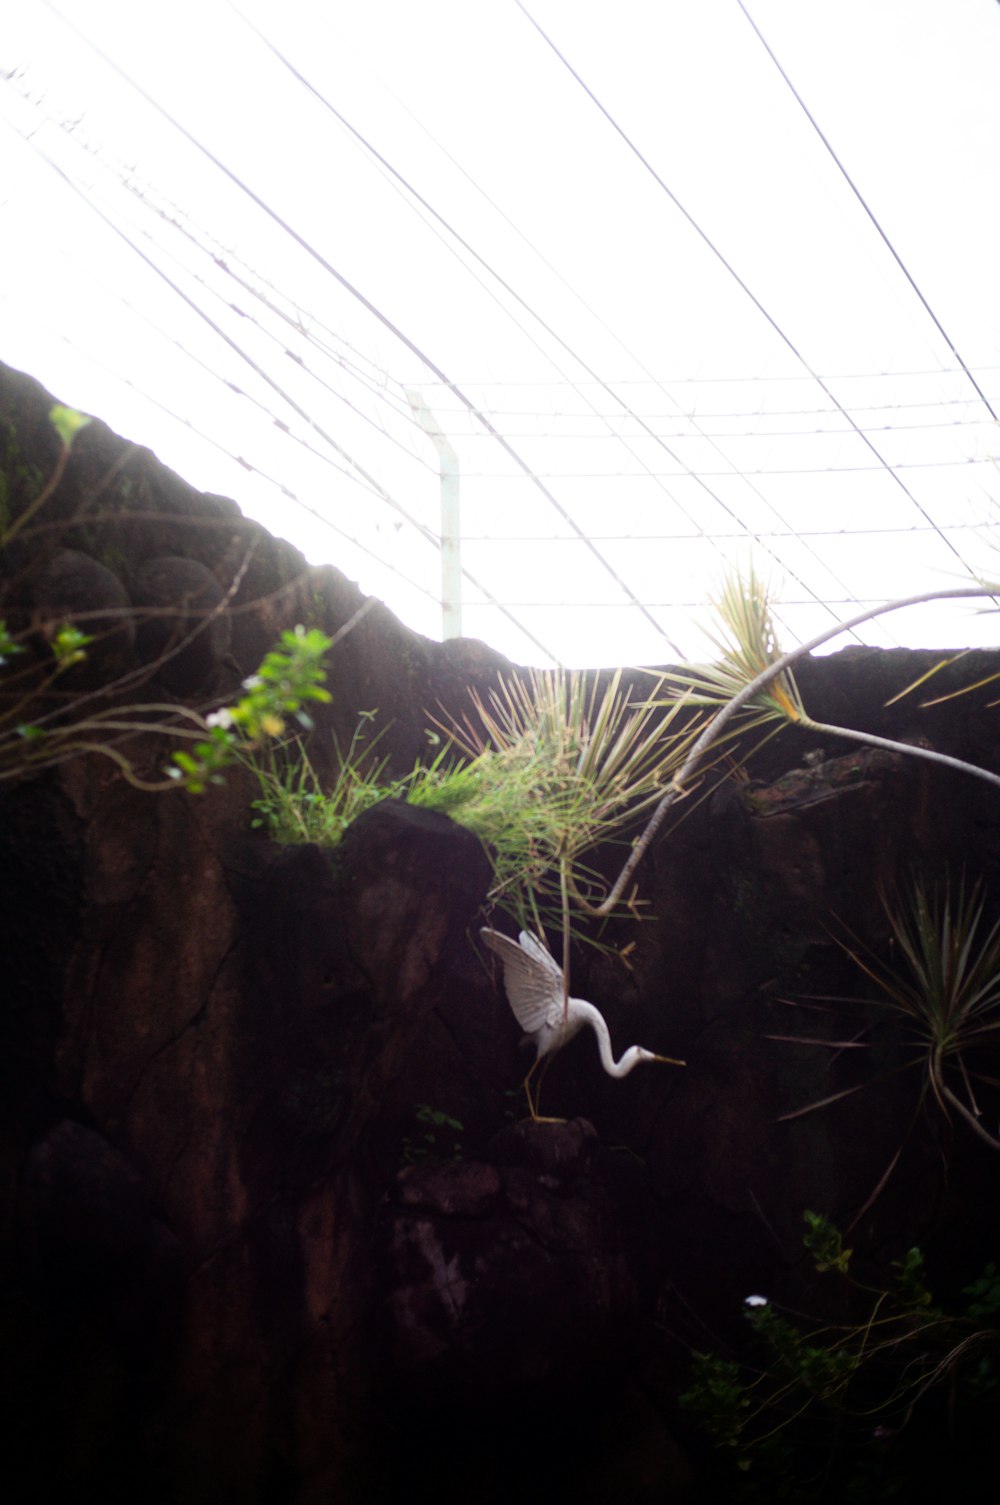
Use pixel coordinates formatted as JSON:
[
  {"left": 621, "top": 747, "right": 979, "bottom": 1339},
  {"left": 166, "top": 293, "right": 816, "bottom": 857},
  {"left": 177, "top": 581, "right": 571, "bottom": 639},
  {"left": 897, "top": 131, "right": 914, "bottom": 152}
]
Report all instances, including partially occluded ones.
[{"left": 405, "top": 388, "right": 462, "bottom": 640}]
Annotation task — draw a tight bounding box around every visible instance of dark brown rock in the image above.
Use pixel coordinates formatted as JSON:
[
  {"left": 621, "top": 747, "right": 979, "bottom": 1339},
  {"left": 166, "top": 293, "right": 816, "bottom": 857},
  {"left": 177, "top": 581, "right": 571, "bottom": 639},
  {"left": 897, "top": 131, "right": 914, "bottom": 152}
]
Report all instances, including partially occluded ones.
[
  {"left": 396, "top": 1159, "right": 502, "bottom": 1216},
  {"left": 29, "top": 546, "right": 135, "bottom": 684},
  {"left": 16, "top": 1119, "right": 179, "bottom": 1302},
  {"left": 4, "top": 355, "right": 1000, "bottom": 1503},
  {"left": 133, "top": 554, "right": 231, "bottom": 694},
  {"left": 383, "top": 1124, "right": 644, "bottom": 1397}
]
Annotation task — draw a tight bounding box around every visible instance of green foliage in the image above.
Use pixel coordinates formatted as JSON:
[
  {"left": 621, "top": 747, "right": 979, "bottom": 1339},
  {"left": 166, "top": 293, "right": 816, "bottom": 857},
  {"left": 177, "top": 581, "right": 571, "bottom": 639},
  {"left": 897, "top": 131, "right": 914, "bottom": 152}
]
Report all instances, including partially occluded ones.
[
  {"left": 747, "top": 1300, "right": 860, "bottom": 1398},
  {"left": 668, "top": 563, "right": 806, "bottom": 732},
  {"left": 249, "top": 716, "right": 390, "bottom": 842},
  {"left": 246, "top": 716, "right": 472, "bottom": 844},
  {"left": 803, "top": 1209, "right": 852, "bottom": 1275},
  {"left": 662, "top": 566, "right": 1000, "bottom": 804},
  {"left": 0, "top": 615, "right": 332, "bottom": 791},
  {"left": 222, "top": 626, "right": 332, "bottom": 738},
  {"left": 1, "top": 403, "right": 91, "bottom": 553},
  {"left": 0, "top": 621, "right": 25, "bottom": 668},
  {"left": 963, "top": 1262, "right": 1000, "bottom": 1321},
  {"left": 681, "top": 1353, "right": 748, "bottom": 1450},
  {"left": 245, "top": 667, "right": 700, "bottom": 950},
  {"left": 48, "top": 403, "right": 92, "bottom": 450},
  {"left": 432, "top": 665, "right": 704, "bottom": 935},
  {"left": 0, "top": 411, "right": 43, "bottom": 536},
  {"left": 401, "top": 1104, "right": 464, "bottom": 1166},
  {"left": 166, "top": 626, "right": 333, "bottom": 793},
  {"left": 50, "top": 623, "right": 93, "bottom": 670},
  {"left": 680, "top": 1213, "right": 1000, "bottom": 1499},
  {"left": 436, "top": 665, "right": 697, "bottom": 932},
  {"left": 817, "top": 874, "right": 1000, "bottom": 1156},
  {"left": 891, "top": 1247, "right": 935, "bottom": 1312}
]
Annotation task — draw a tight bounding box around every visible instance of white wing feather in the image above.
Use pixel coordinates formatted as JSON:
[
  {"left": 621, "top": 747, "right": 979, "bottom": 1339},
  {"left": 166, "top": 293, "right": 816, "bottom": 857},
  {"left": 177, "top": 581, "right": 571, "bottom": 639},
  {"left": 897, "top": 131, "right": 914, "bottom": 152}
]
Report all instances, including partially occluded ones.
[{"left": 480, "top": 928, "right": 564, "bottom": 1033}]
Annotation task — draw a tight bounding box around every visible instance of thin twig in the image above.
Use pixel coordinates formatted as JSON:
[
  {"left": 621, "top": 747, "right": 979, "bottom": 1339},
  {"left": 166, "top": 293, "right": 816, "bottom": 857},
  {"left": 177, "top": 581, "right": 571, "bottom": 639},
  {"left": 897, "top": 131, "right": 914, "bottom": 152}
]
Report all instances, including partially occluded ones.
[
  {"left": 802, "top": 716, "right": 1000, "bottom": 793},
  {"left": 590, "top": 586, "right": 1000, "bottom": 917}
]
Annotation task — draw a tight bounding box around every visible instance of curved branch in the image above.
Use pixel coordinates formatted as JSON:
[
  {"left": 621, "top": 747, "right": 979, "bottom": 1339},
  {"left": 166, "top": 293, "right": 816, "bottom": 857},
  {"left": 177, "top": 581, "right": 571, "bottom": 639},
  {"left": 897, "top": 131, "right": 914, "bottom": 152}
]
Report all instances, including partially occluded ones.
[
  {"left": 590, "top": 585, "right": 999, "bottom": 917},
  {"left": 801, "top": 717, "right": 1000, "bottom": 793}
]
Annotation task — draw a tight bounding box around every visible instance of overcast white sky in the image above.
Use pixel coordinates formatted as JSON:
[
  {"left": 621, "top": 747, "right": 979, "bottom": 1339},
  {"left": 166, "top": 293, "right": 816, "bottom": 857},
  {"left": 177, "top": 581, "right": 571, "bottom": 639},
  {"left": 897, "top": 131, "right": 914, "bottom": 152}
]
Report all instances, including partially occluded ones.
[{"left": 2, "top": 0, "right": 999, "bottom": 666}]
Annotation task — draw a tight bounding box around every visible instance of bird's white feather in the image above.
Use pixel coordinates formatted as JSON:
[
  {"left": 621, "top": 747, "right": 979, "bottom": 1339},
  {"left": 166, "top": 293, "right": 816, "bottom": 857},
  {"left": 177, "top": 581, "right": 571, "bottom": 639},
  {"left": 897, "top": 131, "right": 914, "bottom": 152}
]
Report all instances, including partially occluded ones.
[
  {"left": 515, "top": 928, "right": 563, "bottom": 982},
  {"left": 480, "top": 927, "right": 563, "bottom": 1033},
  {"left": 480, "top": 926, "right": 684, "bottom": 1100}
]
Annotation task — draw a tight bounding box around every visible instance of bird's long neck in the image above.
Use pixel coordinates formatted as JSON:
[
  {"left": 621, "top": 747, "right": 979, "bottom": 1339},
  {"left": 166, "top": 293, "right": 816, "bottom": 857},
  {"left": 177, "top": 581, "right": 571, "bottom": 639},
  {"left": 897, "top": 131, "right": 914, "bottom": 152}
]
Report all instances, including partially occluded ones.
[{"left": 573, "top": 999, "right": 645, "bottom": 1078}]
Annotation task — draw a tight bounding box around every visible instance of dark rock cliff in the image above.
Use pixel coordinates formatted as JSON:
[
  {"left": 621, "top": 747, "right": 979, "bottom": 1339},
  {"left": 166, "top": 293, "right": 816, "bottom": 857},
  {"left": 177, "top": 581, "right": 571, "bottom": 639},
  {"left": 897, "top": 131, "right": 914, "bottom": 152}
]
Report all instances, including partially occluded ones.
[{"left": 2, "top": 359, "right": 998, "bottom": 1502}]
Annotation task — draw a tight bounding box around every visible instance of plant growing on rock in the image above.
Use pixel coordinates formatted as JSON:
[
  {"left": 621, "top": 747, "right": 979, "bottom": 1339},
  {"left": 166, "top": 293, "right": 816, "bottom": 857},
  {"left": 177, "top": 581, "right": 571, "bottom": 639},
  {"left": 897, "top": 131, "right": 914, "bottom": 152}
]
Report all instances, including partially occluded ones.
[
  {"left": 247, "top": 712, "right": 392, "bottom": 843},
  {"left": 776, "top": 873, "right": 1000, "bottom": 1158},
  {"left": 680, "top": 1211, "right": 1000, "bottom": 1500},
  {"left": 435, "top": 665, "right": 702, "bottom": 940},
  {"left": 247, "top": 568, "right": 1000, "bottom": 1000},
  {"left": 671, "top": 566, "right": 1000, "bottom": 796},
  {"left": 247, "top": 666, "right": 707, "bottom": 987},
  {"left": 589, "top": 566, "right": 1000, "bottom": 922}
]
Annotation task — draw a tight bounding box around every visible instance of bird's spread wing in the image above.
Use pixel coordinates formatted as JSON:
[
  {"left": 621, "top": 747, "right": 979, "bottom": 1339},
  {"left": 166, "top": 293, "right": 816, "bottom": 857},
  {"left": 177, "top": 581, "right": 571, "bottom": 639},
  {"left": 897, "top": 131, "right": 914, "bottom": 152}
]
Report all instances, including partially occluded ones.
[
  {"left": 480, "top": 928, "right": 563, "bottom": 1033},
  {"left": 516, "top": 929, "right": 564, "bottom": 982}
]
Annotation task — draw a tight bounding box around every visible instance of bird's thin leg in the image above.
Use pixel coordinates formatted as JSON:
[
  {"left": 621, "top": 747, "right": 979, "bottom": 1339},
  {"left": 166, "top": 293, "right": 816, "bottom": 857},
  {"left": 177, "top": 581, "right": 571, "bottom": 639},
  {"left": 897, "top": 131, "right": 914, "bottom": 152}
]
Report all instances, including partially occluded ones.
[
  {"left": 532, "top": 1054, "right": 555, "bottom": 1118},
  {"left": 523, "top": 1057, "right": 542, "bottom": 1121},
  {"left": 523, "top": 1055, "right": 564, "bottom": 1124}
]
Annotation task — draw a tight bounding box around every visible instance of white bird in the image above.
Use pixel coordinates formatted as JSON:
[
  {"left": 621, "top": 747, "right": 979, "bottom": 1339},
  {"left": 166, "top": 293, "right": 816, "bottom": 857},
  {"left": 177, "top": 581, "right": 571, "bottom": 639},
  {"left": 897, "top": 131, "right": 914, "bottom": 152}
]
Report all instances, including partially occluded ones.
[{"left": 480, "top": 927, "right": 685, "bottom": 1119}]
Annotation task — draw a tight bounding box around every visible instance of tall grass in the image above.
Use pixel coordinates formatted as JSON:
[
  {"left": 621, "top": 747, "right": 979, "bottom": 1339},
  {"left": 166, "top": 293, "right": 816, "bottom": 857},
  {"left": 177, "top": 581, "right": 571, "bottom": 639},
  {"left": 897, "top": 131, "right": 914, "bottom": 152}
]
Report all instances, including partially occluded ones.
[
  {"left": 436, "top": 666, "right": 699, "bottom": 934},
  {"left": 246, "top": 667, "right": 700, "bottom": 974}
]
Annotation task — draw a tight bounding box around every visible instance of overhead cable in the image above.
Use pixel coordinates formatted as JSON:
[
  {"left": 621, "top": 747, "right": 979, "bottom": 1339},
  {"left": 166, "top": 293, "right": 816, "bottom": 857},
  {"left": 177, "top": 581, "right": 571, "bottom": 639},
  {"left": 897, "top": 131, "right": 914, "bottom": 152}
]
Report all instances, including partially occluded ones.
[
  {"left": 512, "top": 0, "right": 984, "bottom": 583},
  {"left": 223, "top": 0, "right": 868, "bottom": 642},
  {"left": 736, "top": 0, "right": 998, "bottom": 422}
]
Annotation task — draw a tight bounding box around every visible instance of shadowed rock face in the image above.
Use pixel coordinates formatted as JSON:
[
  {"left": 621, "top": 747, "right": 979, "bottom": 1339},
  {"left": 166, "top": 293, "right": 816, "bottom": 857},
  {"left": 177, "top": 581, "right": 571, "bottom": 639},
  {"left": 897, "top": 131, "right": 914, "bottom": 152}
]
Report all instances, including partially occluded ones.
[
  {"left": 384, "top": 1119, "right": 638, "bottom": 1396},
  {"left": 132, "top": 555, "right": 232, "bottom": 694},
  {"left": 3, "top": 358, "right": 1000, "bottom": 1501}
]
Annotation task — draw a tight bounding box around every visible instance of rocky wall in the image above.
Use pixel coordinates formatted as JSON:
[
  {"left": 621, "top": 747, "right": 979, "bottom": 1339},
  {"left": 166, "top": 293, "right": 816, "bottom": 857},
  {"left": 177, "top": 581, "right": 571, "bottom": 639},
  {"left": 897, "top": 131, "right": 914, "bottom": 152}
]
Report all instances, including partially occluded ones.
[{"left": 2, "top": 359, "right": 999, "bottom": 1502}]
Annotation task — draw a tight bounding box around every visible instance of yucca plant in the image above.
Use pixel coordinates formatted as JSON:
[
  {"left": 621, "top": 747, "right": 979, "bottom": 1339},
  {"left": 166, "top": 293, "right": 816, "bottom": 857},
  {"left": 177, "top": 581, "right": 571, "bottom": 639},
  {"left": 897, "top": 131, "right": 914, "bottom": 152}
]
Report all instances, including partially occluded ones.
[
  {"left": 592, "top": 567, "right": 1000, "bottom": 924},
  {"left": 668, "top": 566, "right": 1000, "bottom": 791},
  {"left": 244, "top": 669, "right": 699, "bottom": 996},
  {"left": 836, "top": 875, "right": 1000, "bottom": 1154},
  {"left": 439, "top": 666, "right": 701, "bottom": 955},
  {"left": 667, "top": 564, "right": 807, "bottom": 734},
  {"left": 774, "top": 875, "right": 1000, "bottom": 1166}
]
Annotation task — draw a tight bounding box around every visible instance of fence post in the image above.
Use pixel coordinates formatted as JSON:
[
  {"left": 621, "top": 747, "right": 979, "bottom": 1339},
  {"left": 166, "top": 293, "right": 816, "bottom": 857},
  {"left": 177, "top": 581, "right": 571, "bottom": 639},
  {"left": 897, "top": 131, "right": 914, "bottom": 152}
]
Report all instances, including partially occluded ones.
[{"left": 405, "top": 389, "right": 461, "bottom": 639}]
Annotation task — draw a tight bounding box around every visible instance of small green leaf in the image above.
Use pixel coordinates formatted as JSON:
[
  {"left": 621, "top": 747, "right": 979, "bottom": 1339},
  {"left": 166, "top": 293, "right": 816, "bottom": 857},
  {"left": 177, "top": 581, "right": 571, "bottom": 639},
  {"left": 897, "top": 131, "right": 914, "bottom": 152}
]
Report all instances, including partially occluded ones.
[
  {"left": 49, "top": 404, "right": 92, "bottom": 449},
  {"left": 0, "top": 620, "right": 25, "bottom": 666},
  {"left": 51, "top": 623, "right": 92, "bottom": 669},
  {"left": 892, "top": 1246, "right": 934, "bottom": 1310},
  {"left": 803, "top": 1210, "right": 852, "bottom": 1274}
]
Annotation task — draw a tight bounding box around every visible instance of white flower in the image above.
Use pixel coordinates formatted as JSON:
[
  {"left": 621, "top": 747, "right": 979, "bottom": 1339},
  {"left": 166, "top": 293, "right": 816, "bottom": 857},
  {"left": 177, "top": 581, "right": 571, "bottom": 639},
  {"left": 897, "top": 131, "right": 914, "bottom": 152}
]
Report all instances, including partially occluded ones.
[
  {"left": 241, "top": 674, "right": 263, "bottom": 691},
  {"left": 744, "top": 1294, "right": 768, "bottom": 1307},
  {"left": 206, "top": 708, "right": 235, "bottom": 730}
]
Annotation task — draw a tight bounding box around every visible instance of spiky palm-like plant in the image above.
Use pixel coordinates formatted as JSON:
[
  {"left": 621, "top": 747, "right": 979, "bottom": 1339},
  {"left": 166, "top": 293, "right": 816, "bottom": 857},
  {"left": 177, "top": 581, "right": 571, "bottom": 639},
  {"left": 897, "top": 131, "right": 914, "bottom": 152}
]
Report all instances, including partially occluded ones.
[
  {"left": 441, "top": 666, "right": 700, "bottom": 951},
  {"left": 773, "top": 875, "right": 1000, "bottom": 1175},
  {"left": 591, "top": 567, "right": 1000, "bottom": 922},
  {"left": 837, "top": 875, "right": 1000, "bottom": 1154}
]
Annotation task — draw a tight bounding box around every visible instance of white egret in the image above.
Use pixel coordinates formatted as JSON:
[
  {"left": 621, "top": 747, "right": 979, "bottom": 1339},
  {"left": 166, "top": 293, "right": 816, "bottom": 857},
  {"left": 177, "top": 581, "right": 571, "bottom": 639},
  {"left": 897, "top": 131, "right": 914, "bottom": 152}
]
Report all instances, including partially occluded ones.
[{"left": 480, "top": 928, "right": 685, "bottom": 1119}]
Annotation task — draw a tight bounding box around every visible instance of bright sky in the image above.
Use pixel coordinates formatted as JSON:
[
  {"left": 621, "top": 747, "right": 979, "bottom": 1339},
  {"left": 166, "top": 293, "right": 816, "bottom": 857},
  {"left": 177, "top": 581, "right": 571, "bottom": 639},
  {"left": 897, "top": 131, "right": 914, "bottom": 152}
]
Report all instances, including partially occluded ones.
[{"left": 2, "top": 0, "right": 999, "bottom": 666}]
